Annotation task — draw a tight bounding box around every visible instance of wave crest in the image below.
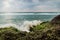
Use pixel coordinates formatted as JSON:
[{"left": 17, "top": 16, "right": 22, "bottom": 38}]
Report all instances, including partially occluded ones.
[{"left": 0, "top": 20, "right": 42, "bottom": 32}]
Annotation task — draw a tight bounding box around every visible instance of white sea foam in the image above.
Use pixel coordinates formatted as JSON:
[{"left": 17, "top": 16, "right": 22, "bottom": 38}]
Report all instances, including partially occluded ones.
[{"left": 0, "top": 20, "right": 42, "bottom": 32}]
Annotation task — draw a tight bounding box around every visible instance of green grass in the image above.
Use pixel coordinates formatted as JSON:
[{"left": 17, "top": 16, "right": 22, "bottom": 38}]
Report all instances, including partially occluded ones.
[
  {"left": 0, "top": 27, "right": 19, "bottom": 33},
  {"left": 31, "top": 21, "right": 53, "bottom": 31}
]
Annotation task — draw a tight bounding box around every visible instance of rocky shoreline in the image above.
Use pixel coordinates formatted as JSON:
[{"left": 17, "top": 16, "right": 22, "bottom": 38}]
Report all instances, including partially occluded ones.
[{"left": 0, "top": 15, "right": 60, "bottom": 40}]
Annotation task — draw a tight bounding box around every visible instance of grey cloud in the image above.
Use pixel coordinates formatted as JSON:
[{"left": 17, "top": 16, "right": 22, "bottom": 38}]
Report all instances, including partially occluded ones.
[{"left": 0, "top": 0, "right": 60, "bottom": 12}]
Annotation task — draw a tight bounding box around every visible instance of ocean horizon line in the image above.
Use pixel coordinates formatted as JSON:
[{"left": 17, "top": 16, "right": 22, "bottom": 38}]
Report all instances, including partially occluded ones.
[{"left": 0, "top": 12, "right": 60, "bottom": 13}]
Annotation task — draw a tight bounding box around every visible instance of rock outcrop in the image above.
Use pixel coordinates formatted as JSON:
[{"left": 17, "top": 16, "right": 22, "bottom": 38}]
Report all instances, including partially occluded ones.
[{"left": 51, "top": 15, "right": 60, "bottom": 24}]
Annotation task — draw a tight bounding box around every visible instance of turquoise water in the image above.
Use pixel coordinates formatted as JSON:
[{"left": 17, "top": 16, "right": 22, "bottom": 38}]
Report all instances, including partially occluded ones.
[{"left": 0, "top": 12, "right": 59, "bottom": 24}]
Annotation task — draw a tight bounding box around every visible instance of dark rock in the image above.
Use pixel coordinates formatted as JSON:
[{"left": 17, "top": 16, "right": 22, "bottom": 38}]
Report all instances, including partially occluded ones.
[{"left": 51, "top": 15, "right": 60, "bottom": 24}]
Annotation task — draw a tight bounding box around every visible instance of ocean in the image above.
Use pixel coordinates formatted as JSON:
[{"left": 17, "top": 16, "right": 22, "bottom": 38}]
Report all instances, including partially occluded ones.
[
  {"left": 0, "top": 12, "right": 60, "bottom": 32},
  {"left": 0, "top": 12, "right": 59, "bottom": 24}
]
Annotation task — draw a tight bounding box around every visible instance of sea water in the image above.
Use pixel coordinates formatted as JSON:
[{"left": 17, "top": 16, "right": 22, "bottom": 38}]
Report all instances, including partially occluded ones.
[
  {"left": 0, "top": 12, "right": 59, "bottom": 32},
  {"left": 0, "top": 12, "right": 59, "bottom": 24}
]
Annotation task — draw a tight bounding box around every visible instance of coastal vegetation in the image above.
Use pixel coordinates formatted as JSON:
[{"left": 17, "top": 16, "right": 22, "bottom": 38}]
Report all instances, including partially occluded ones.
[{"left": 0, "top": 15, "right": 60, "bottom": 40}]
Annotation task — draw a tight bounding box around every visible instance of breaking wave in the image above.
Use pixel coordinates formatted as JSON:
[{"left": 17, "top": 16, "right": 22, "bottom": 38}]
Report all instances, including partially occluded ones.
[{"left": 0, "top": 20, "right": 42, "bottom": 32}]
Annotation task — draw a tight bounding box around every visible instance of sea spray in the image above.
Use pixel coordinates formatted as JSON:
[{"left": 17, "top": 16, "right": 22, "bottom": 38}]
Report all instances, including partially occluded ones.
[
  {"left": 0, "top": 23, "right": 19, "bottom": 28},
  {"left": 0, "top": 20, "right": 42, "bottom": 32}
]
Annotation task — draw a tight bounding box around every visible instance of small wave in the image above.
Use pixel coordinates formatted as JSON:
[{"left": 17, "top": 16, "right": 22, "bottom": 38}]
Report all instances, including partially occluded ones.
[{"left": 0, "top": 20, "right": 42, "bottom": 32}]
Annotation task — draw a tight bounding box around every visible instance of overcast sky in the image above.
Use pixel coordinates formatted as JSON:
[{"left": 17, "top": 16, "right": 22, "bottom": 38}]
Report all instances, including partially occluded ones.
[{"left": 0, "top": 0, "right": 60, "bottom": 12}]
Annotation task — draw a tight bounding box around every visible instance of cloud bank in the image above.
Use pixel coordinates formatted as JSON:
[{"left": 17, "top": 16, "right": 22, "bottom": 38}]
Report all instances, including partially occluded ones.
[{"left": 0, "top": 0, "right": 60, "bottom": 12}]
